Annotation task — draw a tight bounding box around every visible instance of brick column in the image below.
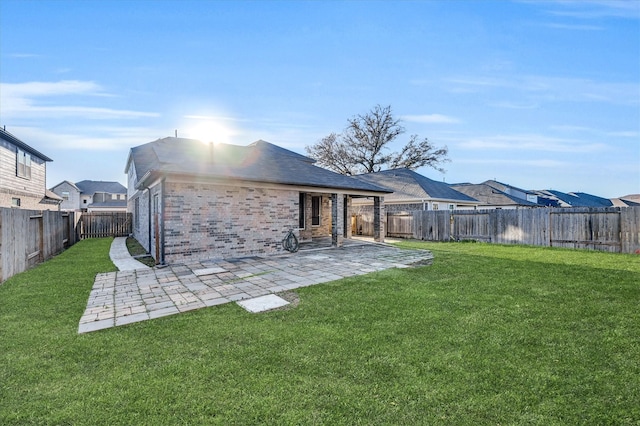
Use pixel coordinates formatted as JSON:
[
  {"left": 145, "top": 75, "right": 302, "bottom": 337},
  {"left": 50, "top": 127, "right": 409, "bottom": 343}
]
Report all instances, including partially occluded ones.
[
  {"left": 373, "top": 196, "right": 385, "bottom": 243},
  {"left": 345, "top": 196, "right": 352, "bottom": 239},
  {"left": 331, "top": 193, "right": 344, "bottom": 247}
]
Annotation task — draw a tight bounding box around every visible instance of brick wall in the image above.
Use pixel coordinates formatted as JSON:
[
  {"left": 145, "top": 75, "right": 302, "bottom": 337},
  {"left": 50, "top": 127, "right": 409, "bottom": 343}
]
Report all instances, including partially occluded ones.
[
  {"left": 162, "top": 182, "right": 299, "bottom": 262},
  {"left": 129, "top": 189, "right": 151, "bottom": 254},
  {"left": 0, "top": 189, "right": 59, "bottom": 211}
]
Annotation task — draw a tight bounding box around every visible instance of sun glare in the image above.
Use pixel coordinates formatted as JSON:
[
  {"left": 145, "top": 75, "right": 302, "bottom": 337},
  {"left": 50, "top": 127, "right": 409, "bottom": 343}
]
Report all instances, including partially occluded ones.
[{"left": 183, "top": 116, "right": 239, "bottom": 145}]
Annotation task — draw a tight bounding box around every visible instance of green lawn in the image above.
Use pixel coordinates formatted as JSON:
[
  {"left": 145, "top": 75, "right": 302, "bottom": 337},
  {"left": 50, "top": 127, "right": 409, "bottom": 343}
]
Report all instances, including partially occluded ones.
[{"left": 1, "top": 239, "right": 638, "bottom": 425}]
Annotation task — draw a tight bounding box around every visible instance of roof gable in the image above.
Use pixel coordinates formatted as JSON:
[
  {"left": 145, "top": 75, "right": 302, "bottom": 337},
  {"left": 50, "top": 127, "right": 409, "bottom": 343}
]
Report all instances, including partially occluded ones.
[{"left": 50, "top": 180, "right": 81, "bottom": 192}]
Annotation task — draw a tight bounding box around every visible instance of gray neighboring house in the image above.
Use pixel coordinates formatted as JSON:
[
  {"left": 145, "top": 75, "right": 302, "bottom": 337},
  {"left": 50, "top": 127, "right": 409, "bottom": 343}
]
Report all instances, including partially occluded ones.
[
  {"left": 50, "top": 180, "right": 127, "bottom": 212},
  {"left": 0, "top": 127, "right": 61, "bottom": 210},
  {"left": 450, "top": 182, "right": 541, "bottom": 209},
  {"left": 125, "top": 137, "right": 390, "bottom": 264},
  {"left": 483, "top": 180, "right": 540, "bottom": 205},
  {"left": 349, "top": 168, "right": 480, "bottom": 236},
  {"left": 351, "top": 167, "right": 480, "bottom": 210}
]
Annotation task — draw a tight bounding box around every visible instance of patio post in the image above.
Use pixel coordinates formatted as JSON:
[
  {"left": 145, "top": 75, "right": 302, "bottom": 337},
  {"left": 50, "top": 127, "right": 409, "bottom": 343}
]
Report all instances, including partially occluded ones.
[
  {"left": 331, "top": 193, "right": 344, "bottom": 247},
  {"left": 373, "top": 196, "right": 385, "bottom": 243},
  {"left": 345, "top": 196, "right": 352, "bottom": 239}
]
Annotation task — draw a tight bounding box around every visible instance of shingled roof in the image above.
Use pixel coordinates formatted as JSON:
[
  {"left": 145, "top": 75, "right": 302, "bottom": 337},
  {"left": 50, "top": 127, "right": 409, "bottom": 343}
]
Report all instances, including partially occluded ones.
[
  {"left": 451, "top": 183, "right": 540, "bottom": 207},
  {"left": 534, "top": 190, "right": 613, "bottom": 208},
  {"left": 127, "top": 138, "right": 390, "bottom": 194},
  {"left": 352, "top": 168, "right": 478, "bottom": 203},
  {"left": 75, "top": 180, "right": 127, "bottom": 195}
]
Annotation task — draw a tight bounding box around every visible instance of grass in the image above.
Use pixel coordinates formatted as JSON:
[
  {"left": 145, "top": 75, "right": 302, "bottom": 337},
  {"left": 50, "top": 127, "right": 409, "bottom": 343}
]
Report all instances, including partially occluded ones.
[
  {"left": 1, "top": 239, "right": 639, "bottom": 425},
  {"left": 125, "top": 236, "right": 156, "bottom": 267}
]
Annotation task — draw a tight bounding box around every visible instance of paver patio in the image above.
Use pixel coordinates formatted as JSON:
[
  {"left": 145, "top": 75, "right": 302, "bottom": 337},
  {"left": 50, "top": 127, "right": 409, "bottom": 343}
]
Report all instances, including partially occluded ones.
[{"left": 78, "top": 241, "right": 433, "bottom": 333}]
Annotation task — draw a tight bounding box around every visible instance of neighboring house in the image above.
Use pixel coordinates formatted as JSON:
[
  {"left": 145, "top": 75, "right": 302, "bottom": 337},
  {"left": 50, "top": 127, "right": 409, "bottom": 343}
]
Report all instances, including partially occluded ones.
[
  {"left": 533, "top": 190, "right": 613, "bottom": 208},
  {"left": 350, "top": 168, "right": 480, "bottom": 236},
  {"left": 450, "top": 182, "right": 540, "bottom": 209},
  {"left": 50, "top": 180, "right": 127, "bottom": 212},
  {"left": 50, "top": 180, "right": 81, "bottom": 211},
  {"left": 125, "top": 137, "right": 390, "bottom": 264},
  {"left": 0, "top": 127, "right": 61, "bottom": 210},
  {"left": 483, "top": 180, "right": 540, "bottom": 204},
  {"left": 351, "top": 168, "right": 480, "bottom": 212},
  {"left": 611, "top": 195, "right": 640, "bottom": 207}
]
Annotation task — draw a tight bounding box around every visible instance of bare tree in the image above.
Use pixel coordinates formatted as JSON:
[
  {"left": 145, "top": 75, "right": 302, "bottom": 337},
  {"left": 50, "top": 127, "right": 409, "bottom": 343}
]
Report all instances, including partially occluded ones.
[{"left": 306, "top": 105, "right": 449, "bottom": 175}]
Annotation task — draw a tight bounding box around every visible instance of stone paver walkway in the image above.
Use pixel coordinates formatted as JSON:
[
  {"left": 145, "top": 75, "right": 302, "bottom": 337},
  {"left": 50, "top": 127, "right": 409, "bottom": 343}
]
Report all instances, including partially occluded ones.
[
  {"left": 109, "top": 237, "right": 151, "bottom": 271},
  {"left": 78, "top": 241, "right": 433, "bottom": 333}
]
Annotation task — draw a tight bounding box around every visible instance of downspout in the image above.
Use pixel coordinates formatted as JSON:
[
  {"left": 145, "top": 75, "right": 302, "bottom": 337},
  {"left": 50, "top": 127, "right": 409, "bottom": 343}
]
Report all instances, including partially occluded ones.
[
  {"left": 159, "top": 177, "right": 166, "bottom": 265},
  {"left": 146, "top": 187, "right": 152, "bottom": 254}
]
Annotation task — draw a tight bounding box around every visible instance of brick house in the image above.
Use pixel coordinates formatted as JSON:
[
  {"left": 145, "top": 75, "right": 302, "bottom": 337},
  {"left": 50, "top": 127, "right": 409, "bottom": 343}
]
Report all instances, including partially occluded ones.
[
  {"left": 0, "top": 127, "right": 61, "bottom": 210},
  {"left": 125, "top": 137, "right": 389, "bottom": 264}
]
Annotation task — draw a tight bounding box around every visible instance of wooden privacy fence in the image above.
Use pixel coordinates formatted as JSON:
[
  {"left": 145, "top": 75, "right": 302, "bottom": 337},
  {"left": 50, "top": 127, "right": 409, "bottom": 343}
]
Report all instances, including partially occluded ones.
[
  {"left": 0, "top": 208, "right": 77, "bottom": 282},
  {"left": 78, "top": 212, "right": 132, "bottom": 239},
  {"left": 385, "top": 207, "right": 640, "bottom": 254}
]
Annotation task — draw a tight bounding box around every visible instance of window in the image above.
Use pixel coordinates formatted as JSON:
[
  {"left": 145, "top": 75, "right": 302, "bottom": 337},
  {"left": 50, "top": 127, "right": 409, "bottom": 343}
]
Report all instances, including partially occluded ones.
[
  {"left": 433, "top": 203, "right": 439, "bottom": 210},
  {"left": 16, "top": 149, "right": 31, "bottom": 179},
  {"left": 298, "top": 193, "right": 306, "bottom": 229},
  {"left": 311, "top": 196, "right": 321, "bottom": 226},
  {"left": 11, "top": 198, "right": 21, "bottom": 207},
  {"left": 62, "top": 191, "right": 70, "bottom": 200},
  {"left": 449, "top": 204, "right": 455, "bottom": 210},
  {"left": 83, "top": 199, "right": 87, "bottom": 204}
]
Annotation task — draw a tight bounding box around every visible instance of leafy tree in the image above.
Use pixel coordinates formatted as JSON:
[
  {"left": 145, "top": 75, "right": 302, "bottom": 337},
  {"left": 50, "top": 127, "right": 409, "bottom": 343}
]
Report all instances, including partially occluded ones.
[{"left": 306, "top": 105, "right": 449, "bottom": 175}]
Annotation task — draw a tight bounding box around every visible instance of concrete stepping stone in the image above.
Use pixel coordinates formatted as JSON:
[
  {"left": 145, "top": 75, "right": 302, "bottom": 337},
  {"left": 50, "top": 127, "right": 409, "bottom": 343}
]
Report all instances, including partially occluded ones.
[{"left": 237, "top": 294, "right": 289, "bottom": 313}]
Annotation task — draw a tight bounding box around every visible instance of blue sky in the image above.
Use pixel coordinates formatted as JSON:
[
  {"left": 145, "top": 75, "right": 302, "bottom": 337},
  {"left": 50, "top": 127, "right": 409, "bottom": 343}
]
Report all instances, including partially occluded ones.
[{"left": 1, "top": 0, "right": 638, "bottom": 198}]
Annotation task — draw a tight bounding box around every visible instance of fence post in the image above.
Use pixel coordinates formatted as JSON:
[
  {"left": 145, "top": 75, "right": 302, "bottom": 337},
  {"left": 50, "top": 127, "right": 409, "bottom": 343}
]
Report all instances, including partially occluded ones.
[{"left": 38, "top": 214, "right": 44, "bottom": 263}]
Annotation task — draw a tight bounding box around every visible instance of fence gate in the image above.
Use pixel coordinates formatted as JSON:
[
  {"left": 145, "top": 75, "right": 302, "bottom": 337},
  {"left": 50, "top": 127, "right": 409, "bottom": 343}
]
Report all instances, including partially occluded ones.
[{"left": 78, "top": 212, "right": 132, "bottom": 239}]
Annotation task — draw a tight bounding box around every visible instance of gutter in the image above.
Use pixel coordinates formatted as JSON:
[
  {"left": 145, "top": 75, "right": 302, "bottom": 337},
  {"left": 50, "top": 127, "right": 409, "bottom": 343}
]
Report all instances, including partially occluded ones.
[{"left": 160, "top": 177, "right": 166, "bottom": 265}]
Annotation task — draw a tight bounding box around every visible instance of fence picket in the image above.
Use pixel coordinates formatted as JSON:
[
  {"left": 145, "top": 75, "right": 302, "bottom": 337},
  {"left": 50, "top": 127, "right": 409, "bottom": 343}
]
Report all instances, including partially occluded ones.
[
  {"left": 0, "top": 209, "right": 77, "bottom": 283},
  {"left": 381, "top": 206, "right": 640, "bottom": 254},
  {"left": 78, "top": 212, "right": 131, "bottom": 239}
]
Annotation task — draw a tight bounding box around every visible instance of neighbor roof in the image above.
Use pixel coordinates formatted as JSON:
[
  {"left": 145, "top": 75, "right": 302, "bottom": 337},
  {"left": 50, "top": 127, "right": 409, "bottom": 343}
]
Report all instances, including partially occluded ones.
[
  {"left": 127, "top": 138, "right": 390, "bottom": 194},
  {"left": 483, "top": 179, "right": 536, "bottom": 197},
  {"left": 451, "top": 183, "right": 540, "bottom": 207},
  {"left": 0, "top": 127, "right": 53, "bottom": 162},
  {"left": 352, "top": 168, "right": 478, "bottom": 203},
  {"left": 75, "top": 180, "right": 127, "bottom": 195},
  {"left": 534, "top": 190, "right": 612, "bottom": 208},
  {"left": 50, "top": 180, "right": 81, "bottom": 192}
]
